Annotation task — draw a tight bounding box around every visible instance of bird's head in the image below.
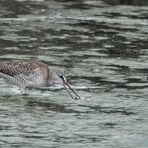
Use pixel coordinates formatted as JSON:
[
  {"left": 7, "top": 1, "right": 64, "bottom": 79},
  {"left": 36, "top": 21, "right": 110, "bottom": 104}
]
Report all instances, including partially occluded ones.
[{"left": 49, "top": 70, "right": 80, "bottom": 100}]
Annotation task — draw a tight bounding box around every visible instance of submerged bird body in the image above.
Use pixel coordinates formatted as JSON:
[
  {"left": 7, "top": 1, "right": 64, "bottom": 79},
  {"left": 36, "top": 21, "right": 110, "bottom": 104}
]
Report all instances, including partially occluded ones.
[
  {"left": 0, "top": 60, "right": 80, "bottom": 99},
  {"left": 0, "top": 61, "right": 63, "bottom": 94}
]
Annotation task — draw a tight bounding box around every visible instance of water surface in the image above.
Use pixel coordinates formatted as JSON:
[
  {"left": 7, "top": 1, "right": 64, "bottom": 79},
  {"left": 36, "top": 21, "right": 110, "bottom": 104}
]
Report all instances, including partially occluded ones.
[{"left": 0, "top": 0, "right": 148, "bottom": 147}]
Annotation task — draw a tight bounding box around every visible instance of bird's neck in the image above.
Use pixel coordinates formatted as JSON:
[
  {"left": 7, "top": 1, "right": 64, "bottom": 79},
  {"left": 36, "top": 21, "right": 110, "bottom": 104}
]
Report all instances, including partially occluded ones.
[{"left": 46, "top": 69, "right": 55, "bottom": 86}]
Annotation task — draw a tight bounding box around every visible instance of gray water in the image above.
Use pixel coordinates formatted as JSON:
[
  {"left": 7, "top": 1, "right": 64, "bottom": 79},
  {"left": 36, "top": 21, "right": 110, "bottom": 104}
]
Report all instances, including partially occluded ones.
[{"left": 0, "top": 0, "right": 148, "bottom": 147}]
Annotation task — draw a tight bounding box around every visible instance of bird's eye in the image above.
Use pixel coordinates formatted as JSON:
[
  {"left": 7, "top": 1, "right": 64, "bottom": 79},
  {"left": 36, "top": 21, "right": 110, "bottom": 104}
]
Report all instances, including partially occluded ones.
[{"left": 59, "top": 75, "right": 64, "bottom": 79}]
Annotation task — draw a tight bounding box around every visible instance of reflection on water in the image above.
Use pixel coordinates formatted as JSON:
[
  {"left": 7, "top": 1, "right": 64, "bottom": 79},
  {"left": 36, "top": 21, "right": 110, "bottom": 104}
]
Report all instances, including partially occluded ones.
[{"left": 0, "top": 0, "right": 148, "bottom": 147}]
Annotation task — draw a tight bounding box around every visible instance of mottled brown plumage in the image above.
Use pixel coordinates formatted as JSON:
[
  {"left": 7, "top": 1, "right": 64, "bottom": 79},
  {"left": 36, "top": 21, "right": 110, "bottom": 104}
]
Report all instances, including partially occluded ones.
[{"left": 0, "top": 61, "right": 48, "bottom": 77}]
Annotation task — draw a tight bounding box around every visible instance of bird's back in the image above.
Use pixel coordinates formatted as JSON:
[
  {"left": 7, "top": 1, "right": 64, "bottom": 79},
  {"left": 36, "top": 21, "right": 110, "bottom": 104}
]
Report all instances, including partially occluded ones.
[
  {"left": 0, "top": 61, "right": 46, "bottom": 76},
  {"left": 0, "top": 60, "right": 50, "bottom": 88}
]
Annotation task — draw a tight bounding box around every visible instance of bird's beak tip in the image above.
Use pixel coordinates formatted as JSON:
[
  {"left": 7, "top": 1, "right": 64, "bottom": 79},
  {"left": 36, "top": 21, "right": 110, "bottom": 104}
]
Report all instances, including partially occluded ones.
[{"left": 63, "top": 82, "right": 81, "bottom": 100}]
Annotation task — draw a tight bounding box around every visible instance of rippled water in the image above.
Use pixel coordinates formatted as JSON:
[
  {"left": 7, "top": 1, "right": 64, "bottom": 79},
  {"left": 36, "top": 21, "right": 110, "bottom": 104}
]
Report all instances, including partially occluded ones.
[{"left": 0, "top": 0, "right": 148, "bottom": 147}]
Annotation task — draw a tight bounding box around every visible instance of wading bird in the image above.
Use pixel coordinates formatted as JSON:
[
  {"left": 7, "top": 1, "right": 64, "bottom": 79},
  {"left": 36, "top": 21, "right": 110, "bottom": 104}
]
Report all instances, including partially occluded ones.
[{"left": 0, "top": 60, "right": 80, "bottom": 99}]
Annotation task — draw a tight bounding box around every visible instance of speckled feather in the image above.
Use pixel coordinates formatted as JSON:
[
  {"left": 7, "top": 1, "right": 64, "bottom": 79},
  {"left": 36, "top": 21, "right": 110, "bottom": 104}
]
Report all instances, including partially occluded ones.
[{"left": 0, "top": 61, "right": 49, "bottom": 77}]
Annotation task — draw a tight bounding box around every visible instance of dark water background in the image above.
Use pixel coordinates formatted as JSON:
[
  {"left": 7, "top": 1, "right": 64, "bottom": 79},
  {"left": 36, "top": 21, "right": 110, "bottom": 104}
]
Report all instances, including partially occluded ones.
[{"left": 0, "top": 0, "right": 148, "bottom": 147}]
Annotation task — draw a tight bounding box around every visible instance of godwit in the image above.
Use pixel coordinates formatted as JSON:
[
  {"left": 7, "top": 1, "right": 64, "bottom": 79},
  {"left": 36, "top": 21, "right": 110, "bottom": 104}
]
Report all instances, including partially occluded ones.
[{"left": 0, "top": 60, "right": 80, "bottom": 99}]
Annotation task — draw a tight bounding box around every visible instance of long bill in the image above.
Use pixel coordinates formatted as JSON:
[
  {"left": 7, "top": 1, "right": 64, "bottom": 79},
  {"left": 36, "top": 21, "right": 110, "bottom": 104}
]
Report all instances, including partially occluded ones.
[{"left": 63, "top": 82, "right": 81, "bottom": 100}]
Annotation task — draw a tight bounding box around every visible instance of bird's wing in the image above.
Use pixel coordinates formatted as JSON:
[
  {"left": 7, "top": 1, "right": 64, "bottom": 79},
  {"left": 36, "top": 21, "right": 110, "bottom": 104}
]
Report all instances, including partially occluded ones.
[{"left": 0, "top": 61, "right": 42, "bottom": 77}]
